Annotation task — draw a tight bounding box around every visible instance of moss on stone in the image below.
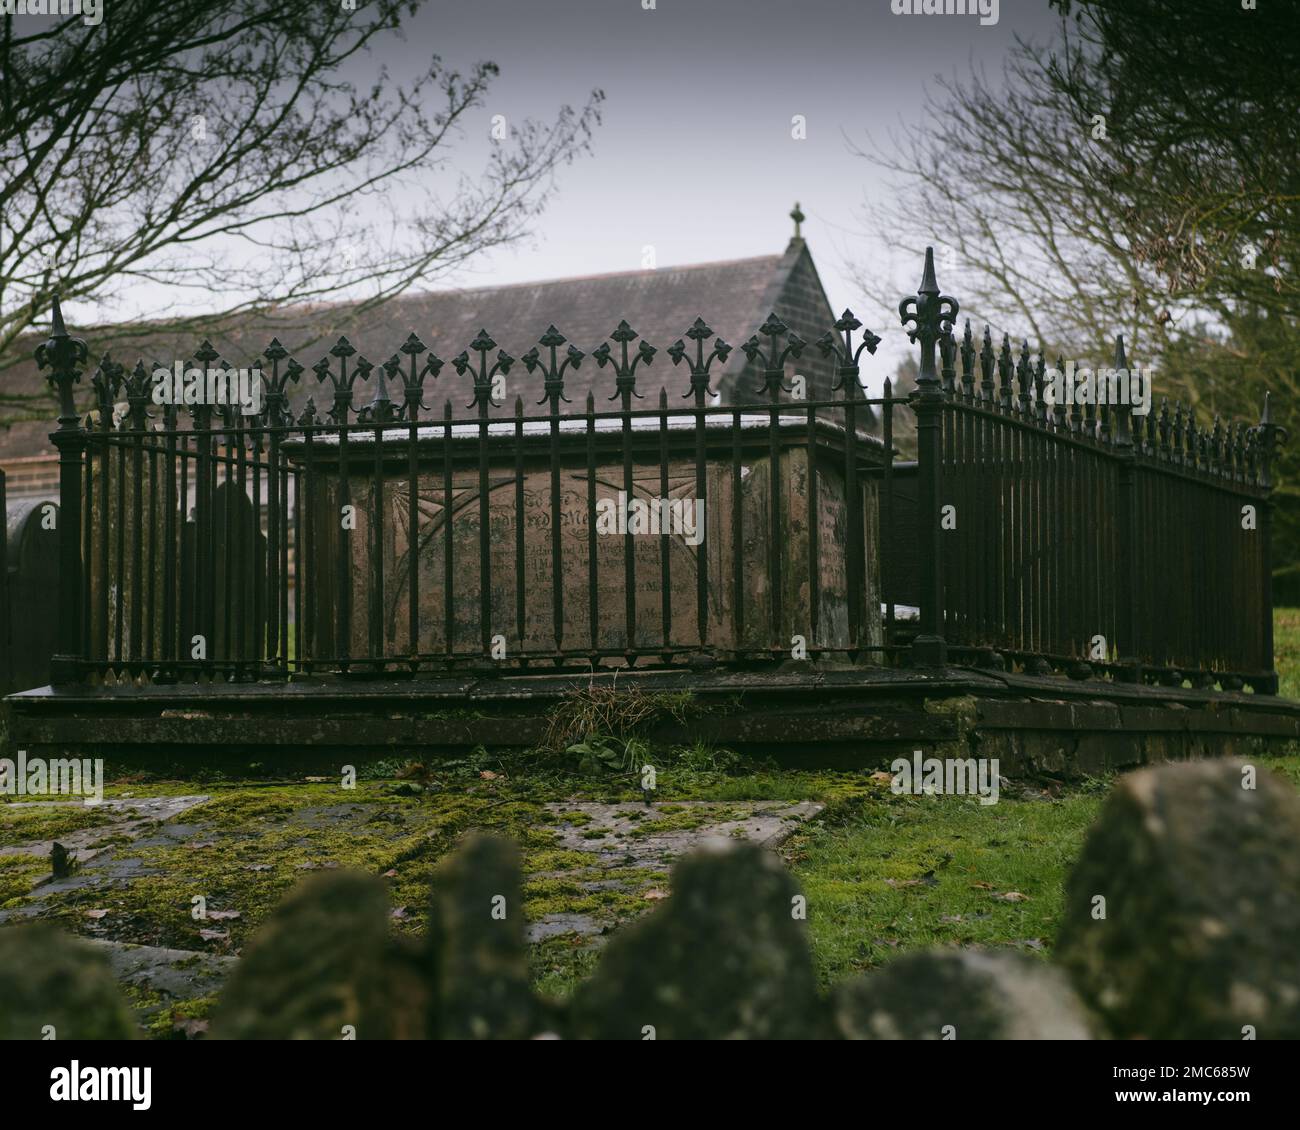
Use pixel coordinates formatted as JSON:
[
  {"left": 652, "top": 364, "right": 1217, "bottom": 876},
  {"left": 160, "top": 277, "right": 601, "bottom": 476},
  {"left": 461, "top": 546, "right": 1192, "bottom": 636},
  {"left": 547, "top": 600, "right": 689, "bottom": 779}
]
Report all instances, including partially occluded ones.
[{"left": 0, "top": 803, "right": 118, "bottom": 848}]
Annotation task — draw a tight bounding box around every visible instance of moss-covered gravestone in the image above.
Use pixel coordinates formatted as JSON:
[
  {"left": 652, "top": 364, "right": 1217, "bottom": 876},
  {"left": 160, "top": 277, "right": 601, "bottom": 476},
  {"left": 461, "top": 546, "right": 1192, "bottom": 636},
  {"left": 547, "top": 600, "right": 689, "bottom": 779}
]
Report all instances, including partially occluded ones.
[
  {"left": 0, "top": 926, "right": 137, "bottom": 1040},
  {"left": 428, "top": 834, "right": 537, "bottom": 1039},
  {"left": 569, "top": 837, "right": 822, "bottom": 1039},
  {"left": 210, "top": 871, "right": 427, "bottom": 1040},
  {"left": 1056, "top": 759, "right": 1300, "bottom": 1040},
  {"left": 832, "top": 950, "right": 1093, "bottom": 1040}
]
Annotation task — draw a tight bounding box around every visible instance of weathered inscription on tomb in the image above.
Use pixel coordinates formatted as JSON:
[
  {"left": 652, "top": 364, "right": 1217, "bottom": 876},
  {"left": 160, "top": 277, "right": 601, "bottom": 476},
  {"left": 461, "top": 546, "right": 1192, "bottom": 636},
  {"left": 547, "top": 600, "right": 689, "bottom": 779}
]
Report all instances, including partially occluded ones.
[{"left": 299, "top": 436, "right": 881, "bottom": 661}]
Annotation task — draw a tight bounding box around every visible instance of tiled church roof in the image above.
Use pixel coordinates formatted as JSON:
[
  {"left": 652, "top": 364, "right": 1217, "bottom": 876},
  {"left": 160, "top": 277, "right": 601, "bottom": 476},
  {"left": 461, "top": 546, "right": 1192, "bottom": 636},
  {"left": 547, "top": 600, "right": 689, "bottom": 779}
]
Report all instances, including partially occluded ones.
[{"left": 1, "top": 233, "right": 858, "bottom": 472}]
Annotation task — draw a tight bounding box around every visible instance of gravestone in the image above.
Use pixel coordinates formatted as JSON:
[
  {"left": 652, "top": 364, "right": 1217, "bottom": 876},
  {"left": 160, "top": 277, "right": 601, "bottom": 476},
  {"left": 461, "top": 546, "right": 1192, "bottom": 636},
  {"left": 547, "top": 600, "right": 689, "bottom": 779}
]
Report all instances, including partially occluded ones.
[
  {"left": 3, "top": 497, "right": 59, "bottom": 694},
  {"left": 85, "top": 448, "right": 267, "bottom": 669},
  {"left": 1056, "top": 760, "right": 1300, "bottom": 1039}
]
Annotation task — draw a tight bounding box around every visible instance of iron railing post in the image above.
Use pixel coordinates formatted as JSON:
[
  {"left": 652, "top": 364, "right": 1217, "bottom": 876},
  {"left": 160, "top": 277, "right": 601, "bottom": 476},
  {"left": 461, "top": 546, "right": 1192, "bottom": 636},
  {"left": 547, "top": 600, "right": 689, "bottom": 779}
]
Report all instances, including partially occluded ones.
[
  {"left": 899, "top": 248, "right": 957, "bottom": 666},
  {"left": 1254, "top": 391, "right": 1285, "bottom": 693},
  {"left": 35, "top": 297, "right": 89, "bottom": 684},
  {"left": 1112, "top": 335, "right": 1141, "bottom": 683}
]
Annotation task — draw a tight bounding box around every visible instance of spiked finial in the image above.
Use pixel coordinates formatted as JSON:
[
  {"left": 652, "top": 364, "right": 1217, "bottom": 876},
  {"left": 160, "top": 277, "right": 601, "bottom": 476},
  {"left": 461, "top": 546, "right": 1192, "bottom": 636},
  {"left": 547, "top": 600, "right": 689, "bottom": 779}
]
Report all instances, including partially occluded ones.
[
  {"left": 997, "top": 334, "right": 1014, "bottom": 407},
  {"left": 919, "top": 246, "right": 939, "bottom": 296},
  {"left": 1016, "top": 340, "right": 1034, "bottom": 411},
  {"left": 899, "top": 247, "right": 958, "bottom": 390},
  {"left": 959, "top": 320, "right": 975, "bottom": 394},
  {"left": 36, "top": 293, "right": 90, "bottom": 428},
  {"left": 51, "top": 294, "right": 68, "bottom": 337},
  {"left": 1255, "top": 390, "right": 1288, "bottom": 489},
  {"left": 979, "top": 326, "right": 996, "bottom": 398},
  {"left": 939, "top": 331, "right": 956, "bottom": 394}
]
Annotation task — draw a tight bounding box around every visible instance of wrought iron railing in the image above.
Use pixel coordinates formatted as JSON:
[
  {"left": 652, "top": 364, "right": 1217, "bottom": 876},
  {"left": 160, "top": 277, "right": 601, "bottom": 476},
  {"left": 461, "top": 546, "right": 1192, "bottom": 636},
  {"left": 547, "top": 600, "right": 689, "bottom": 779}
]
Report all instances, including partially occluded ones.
[{"left": 30, "top": 250, "right": 1283, "bottom": 692}]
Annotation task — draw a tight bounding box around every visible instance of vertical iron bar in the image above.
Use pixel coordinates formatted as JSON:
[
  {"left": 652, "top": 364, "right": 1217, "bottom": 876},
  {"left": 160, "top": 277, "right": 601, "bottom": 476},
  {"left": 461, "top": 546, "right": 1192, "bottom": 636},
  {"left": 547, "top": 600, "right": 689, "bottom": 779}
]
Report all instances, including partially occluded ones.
[
  {"left": 371, "top": 405, "right": 385, "bottom": 668},
  {"left": 478, "top": 378, "right": 492, "bottom": 660},
  {"left": 443, "top": 400, "right": 454, "bottom": 659},
  {"left": 407, "top": 373, "right": 420, "bottom": 666},
  {"left": 515, "top": 396, "right": 526, "bottom": 655},
  {"left": 806, "top": 396, "right": 819, "bottom": 652},
  {"left": 586, "top": 392, "right": 599, "bottom": 655},
  {"left": 659, "top": 388, "right": 671, "bottom": 651},
  {"left": 732, "top": 406, "right": 744, "bottom": 652}
]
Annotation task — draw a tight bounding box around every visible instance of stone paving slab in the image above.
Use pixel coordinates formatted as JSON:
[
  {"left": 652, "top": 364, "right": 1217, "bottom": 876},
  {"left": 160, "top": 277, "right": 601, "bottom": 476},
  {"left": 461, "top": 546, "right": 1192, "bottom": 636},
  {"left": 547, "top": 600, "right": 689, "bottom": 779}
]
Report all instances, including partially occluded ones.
[
  {"left": 0, "top": 795, "right": 210, "bottom": 862},
  {"left": 86, "top": 939, "right": 238, "bottom": 1032},
  {"left": 527, "top": 800, "right": 823, "bottom": 944},
  {"left": 0, "top": 789, "right": 826, "bottom": 1023},
  {"left": 543, "top": 799, "right": 823, "bottom": 864}
]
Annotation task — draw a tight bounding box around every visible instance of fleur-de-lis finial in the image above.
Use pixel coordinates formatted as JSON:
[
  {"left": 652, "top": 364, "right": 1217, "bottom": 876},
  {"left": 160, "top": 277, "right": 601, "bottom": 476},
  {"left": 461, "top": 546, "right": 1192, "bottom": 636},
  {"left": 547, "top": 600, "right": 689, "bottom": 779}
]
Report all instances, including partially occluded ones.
[
  {"left": 397, "top": 334, "right": 439, "bottom": 419},
  {"left": 121, "top": 361, "right": 153, "bottom": 431},
  {"left": 523, "top": 324, "right": 583, "bottom": 408},
  {"left": 1253, "top": 389, "right": 1289, "bottom": 489},
  {"left": 741, "top": 312, "right": 806, "bottom": 397},
  {"left": 814, "top": 308, "right": 880, "bottom": 396},
  {"left": 37, "top": 299, "right": 90, "bottom": 429},
  {"left": 898, "top": 247, "right": 959, "bottom": 390},
  {"left": 36, "top": 294, "right": 90, "bottom": 426},
  {"left": 460, "top": 328, "right": 514, "bottom": 411},
  {"left": 594, "top": 320, "right": 654, "bottom": 402},
  {"left": 261, "top": 338, "right": 302, "bottom": 427},
  {"left": 668, "top": 316, "right": 731, "bottom": 402}
]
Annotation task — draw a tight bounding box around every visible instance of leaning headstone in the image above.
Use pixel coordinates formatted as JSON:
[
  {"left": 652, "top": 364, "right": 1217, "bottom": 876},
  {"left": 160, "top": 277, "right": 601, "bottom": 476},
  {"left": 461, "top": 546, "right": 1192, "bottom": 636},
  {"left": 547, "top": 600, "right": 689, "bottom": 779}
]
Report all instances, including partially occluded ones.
[
  {"left": 1055, "top": 759, "right": 1300, "bottom": 1040},
  {"left": 428, "top": 835, "right": 536, "bottom": 1039},
  {"left": 569, "top": 837, "right": 822, "bottom": 1039},
  {"left": 832, "top": 950, "right": 1092, "bottom": 1040},
  {"left": 211, "top": 871, "right": 427, "bottom": 1040},
  {"left": 0, "top": 925, "right": 136, "bottom": 1040}
]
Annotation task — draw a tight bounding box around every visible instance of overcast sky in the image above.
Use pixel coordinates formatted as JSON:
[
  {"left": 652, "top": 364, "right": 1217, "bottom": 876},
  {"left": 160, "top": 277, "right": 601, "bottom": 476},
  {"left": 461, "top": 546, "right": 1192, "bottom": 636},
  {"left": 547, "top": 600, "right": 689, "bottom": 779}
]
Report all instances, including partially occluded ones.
[
  {"left": 77, "top": 0, "right": 1064, "bottom": 373},
  {"left": 413, "top": 0, "right": 1061, "bottom": 317}
]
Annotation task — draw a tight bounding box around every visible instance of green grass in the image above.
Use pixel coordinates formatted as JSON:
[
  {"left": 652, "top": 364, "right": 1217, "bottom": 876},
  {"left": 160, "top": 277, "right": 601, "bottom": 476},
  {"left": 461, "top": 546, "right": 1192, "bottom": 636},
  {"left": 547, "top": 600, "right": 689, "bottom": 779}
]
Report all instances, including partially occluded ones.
[
  {"left": 783, "top": 609, "right": 1300, "bottom": 987},
  {"left": 788, "top": 781, "right": 1106, "bottom": 987},
  {"left": 1275, "top": 607, "right": 1300, "bottom": 700}
]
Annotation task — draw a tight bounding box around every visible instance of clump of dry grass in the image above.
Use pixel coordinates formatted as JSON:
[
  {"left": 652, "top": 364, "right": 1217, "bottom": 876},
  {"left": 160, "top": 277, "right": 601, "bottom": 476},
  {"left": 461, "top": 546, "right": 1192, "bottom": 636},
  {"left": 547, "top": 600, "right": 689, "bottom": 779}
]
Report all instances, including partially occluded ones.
[{"left": 540, "top": 676, "right": 694, "bottom": 754}]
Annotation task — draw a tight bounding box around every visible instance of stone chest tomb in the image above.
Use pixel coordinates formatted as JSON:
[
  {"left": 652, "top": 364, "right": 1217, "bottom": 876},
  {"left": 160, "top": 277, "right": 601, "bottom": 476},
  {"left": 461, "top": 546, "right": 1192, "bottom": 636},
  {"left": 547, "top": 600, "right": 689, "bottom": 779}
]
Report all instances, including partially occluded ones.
[{"left": 290, "top": 413, "right": 885, "bottom": 665}]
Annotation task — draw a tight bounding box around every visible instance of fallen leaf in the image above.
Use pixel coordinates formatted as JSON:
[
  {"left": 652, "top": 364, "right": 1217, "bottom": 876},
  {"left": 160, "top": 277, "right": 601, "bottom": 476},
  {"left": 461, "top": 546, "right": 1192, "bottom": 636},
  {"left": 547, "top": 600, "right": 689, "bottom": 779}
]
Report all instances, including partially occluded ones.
[
  {"left": 1020, "top": 938, "right": 1046, "bottom": 951},
  {"left": 382, "top": 869, "right": 398, "bottom": 878},
  {"left": 172, "top": 1016, "right": 209, "bottom": 1038},
  {"left": 642, "top": 889, "right": 669, "bottom": 901},
  {"left": 84, "top": 909, "right": 108, "bottom": 920},
  {"left": 390, "top": 906, "right": 410, "bottom": 920},
  {"left": 206, "top": 910, "right": 240, "bottom": 921},
  {"left": 869, "top": 771, "right": 894, "bottom": 784},
  {"left": 295, "top": 862, "right": 319, "bottom": 871},
  {"left": 479, "top": 770, "right": 501, "bottom": 780},
  {"left": 198, "top": 929, "right": 229, "bottom": 941},
  {"left": 970, "top": 881, "right": 996, "bottom": 890},
  {"left": 993, "top": 891, "right": 1031, "bottom": 903},
  {"left": 304, "top": 776, "right": 330, "bottom": 783}
]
